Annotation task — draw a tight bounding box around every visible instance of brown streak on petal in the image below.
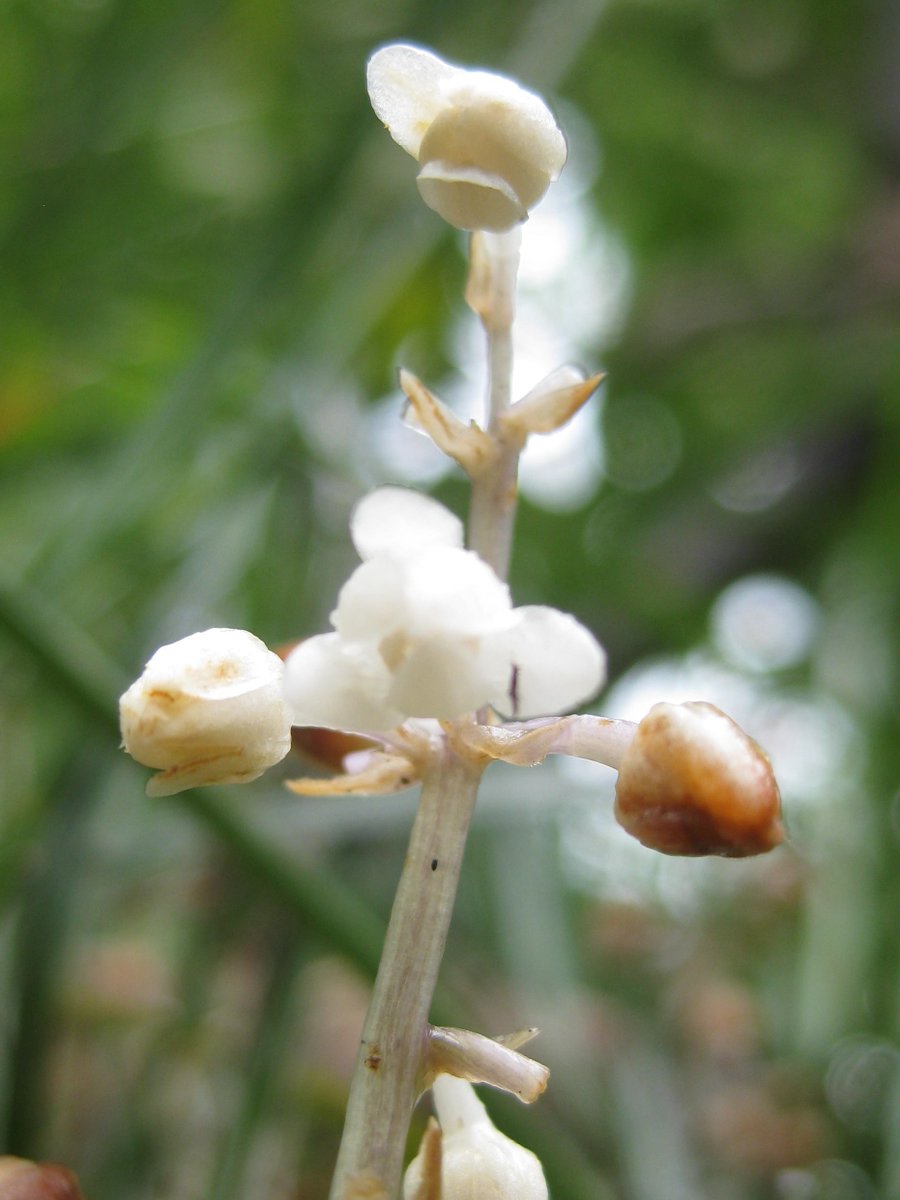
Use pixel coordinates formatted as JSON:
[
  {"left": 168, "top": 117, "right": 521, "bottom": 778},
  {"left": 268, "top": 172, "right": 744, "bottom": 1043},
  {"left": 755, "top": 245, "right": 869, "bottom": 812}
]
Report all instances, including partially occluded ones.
[{"left": 418, "top": 1119, "right": 443, "bottom": 1200}]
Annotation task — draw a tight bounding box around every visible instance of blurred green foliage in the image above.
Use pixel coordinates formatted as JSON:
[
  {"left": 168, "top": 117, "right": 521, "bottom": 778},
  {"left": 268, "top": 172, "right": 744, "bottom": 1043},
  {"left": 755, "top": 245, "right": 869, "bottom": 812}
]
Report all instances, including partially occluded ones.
[{"left": 1, "top": 1, "right": 898, "bottom": 1198}]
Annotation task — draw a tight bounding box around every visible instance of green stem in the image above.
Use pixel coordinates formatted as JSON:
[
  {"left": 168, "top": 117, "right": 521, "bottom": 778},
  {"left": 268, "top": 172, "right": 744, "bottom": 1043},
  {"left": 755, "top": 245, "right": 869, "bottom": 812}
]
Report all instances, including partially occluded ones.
[
  {"left": 329, "top": 230, "right": 524, "bottom": 1199},
  {"left": 328, "top": 747, "right": 484, "bottom": 1199},
  {"left": 466, "top": 230, "right": 522, "bottom": 581}
]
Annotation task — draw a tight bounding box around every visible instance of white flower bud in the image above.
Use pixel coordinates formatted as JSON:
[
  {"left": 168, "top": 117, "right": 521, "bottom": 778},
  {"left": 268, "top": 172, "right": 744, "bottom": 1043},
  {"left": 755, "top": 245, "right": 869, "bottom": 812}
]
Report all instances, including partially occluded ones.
[
  {"left": 119, "top": 629, "right": 292, "bottom": 796},
  {"left": 404, "top": 1077, "right": 548, "bottom": 1200},
  {"left": 367, "top": 43, "right": 567, "bottom": 232}
]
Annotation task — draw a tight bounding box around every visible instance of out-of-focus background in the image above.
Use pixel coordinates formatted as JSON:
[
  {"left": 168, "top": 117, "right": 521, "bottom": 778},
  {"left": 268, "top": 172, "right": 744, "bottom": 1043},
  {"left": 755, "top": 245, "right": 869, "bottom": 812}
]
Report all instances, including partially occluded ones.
[{"left": 1, "top": 1, "right": 898, "bottom": 1197}]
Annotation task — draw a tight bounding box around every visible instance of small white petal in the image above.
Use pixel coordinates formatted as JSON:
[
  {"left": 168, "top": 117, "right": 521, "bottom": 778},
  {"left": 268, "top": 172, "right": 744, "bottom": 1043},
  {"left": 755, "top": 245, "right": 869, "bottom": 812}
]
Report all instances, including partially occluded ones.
[
  {"left": 367, "top": 43, "right": 457, "bottom": 158},
  {"left": 350, "top": 486, "right": 463, "bottom": 561},
  {"left": 388, "top": 633, "right": 510, "bottom": 720},
  {"left": 119, "top": 628, "right": 292, "bottom": 796},
  {"left": 331, "top": 557, "right": 407, "bottom": 641},
  {"left": 415, "top": 92, "right": 563, "bottom": 232},
  {"left": 283, "top": 634, "right": 403, "bottom": 732},
  {"left": 417, "top": 159, "right": 527, "bottom": 233},
  {"left": 496, "top": 606, "right": 606, "bottom": 717},
  {"left": 403, "top": 547, "right": 513, "bottom": 638},
  {"left": 133, "top": 628, "right": 283, "bottom": 700}
]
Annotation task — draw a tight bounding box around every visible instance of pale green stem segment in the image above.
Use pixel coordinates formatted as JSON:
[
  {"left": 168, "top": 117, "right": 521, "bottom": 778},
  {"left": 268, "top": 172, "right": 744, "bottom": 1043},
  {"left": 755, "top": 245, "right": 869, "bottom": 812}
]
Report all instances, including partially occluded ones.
[
  {"left": 329, "top": 231, "right": 523, "bottom": 1200},
  {"left": 466, "top": 229, "right": 523, "bottom": 580},
  {"left": 329, "top": 747, "right": 484, "bottom": 1200}
]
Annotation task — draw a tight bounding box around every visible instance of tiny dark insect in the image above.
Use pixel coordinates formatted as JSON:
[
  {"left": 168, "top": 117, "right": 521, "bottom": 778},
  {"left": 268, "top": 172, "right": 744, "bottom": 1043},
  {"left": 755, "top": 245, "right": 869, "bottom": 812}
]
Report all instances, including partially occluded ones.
[
  {"left": 431, "top": 858, "right": 438, "bottom": 871},
  {"left": 509, "top": 663, "right": 520, "bottom": 716}
]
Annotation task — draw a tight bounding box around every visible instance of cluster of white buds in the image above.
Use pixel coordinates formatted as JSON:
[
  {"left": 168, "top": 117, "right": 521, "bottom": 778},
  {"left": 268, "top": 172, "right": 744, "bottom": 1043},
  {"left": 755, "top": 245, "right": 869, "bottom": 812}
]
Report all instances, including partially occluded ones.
[
  {"left": 283, "top": 487, "right": 605, "bottom": 731},
  {"left": 118, "top": 612, "right": 783, "bottom": 859},
  {"left": 367, "top": 43, "right": 567, "bottom": 232}
]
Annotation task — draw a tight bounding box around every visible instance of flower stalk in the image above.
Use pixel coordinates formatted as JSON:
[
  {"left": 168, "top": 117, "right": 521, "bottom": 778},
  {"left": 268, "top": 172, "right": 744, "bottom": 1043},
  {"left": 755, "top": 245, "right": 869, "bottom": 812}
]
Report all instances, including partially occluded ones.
[
  {"left": 328, "top": 745, "right": 485, "bottom": 1200},
  {"left": 330, "top": 189, "right": 534, "bottom": 1200},
  {"left": 466, "top": 230, "right": 522, "bottom": 580}
]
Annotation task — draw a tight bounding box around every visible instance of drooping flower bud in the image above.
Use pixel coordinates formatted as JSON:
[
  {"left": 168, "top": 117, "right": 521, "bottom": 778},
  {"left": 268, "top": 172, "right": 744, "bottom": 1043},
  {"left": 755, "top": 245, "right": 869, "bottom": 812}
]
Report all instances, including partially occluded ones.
[
  {"left": 404, "top": 1077, "right": 548, "bottom": 1200},
  {"left": 367, "top": 44, "right": 567, "bottom": 232},
  {"left": 454, "top": 702, "right": 784, "bottom": 858},
  {"left": 119, "top": 628, "right": 293, "bottom": 796},
  {"left": 614, "top": 701, "right": 784, "bottom": 857}
]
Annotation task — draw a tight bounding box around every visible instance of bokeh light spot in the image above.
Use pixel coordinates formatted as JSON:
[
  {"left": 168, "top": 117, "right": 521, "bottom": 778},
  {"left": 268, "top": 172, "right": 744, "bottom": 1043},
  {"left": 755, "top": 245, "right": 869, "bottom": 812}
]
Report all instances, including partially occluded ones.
[
  {"left": 711, "top": 574, "right": 819, "bottom": 673},
  {"left": 604, "top": 393, "right": 682, "bottom": 491}
]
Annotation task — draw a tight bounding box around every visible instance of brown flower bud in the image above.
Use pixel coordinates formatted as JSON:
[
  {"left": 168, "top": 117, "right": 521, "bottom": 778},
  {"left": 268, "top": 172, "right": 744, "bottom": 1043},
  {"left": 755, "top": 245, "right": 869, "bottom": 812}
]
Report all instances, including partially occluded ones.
[
  {"left": 0, "top": 1158, "right": 84, "bottom": 1200},
  {"left": 290, "top": 726, "right": 380, "bottom": 772},
  {"left": 614, "top": 701, "right": 784, "bottom": 857}
]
